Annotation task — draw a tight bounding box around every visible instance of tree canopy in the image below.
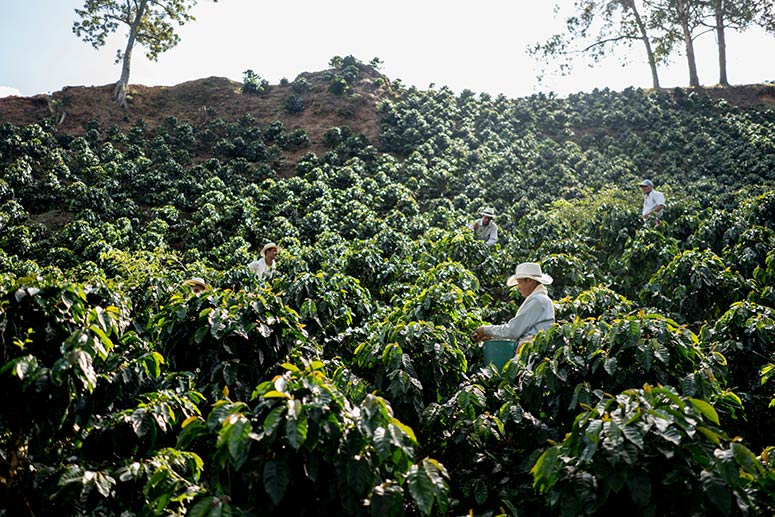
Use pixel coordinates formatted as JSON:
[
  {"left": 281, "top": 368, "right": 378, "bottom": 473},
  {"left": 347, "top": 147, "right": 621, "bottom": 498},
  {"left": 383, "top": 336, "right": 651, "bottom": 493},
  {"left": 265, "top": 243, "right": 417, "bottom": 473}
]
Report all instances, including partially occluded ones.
[{"left": 73, "top": 0, "right": 211, "bottom": 107}]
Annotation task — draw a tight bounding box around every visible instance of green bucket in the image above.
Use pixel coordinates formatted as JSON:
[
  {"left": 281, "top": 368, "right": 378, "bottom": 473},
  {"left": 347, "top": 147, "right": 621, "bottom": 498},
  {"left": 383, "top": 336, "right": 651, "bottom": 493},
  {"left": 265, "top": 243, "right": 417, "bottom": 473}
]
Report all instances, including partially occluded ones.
[{"left": 483, "top": 340, "right": 518, "bottom": 370}]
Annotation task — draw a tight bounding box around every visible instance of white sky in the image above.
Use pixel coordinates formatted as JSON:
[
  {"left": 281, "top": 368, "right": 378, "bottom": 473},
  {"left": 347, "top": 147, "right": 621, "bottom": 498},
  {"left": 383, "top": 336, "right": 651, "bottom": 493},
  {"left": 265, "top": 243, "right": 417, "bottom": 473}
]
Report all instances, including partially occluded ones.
[{"left": 0, "top": 0, "right": 773, "bottom": 99}]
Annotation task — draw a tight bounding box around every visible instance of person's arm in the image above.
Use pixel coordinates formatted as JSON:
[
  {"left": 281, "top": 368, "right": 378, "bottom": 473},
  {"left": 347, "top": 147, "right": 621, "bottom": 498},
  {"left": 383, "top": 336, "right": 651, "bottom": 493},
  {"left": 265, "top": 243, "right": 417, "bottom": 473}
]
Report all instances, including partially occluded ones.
[
  {"left": 644, "top": 205, "right": 665, "bottom": 219},
  {"left": 481, "top": 297, "right": 542, "bottom": 341},
  {"left": 651, "top": 191, "right": 665, "bottom": 215},
  {"left": 643, "top": 192, "right": 665, "bottom": 218},
  {"left": 485, "top": 224, "right": 498, "bottom": 246}
]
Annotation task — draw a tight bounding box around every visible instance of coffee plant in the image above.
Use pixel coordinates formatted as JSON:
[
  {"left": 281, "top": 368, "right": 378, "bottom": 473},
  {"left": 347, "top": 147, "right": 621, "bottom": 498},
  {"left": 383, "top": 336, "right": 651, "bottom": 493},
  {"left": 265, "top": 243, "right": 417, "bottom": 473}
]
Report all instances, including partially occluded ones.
[{"left": 2, "top": 68, "right": 775, "bottom": 514}]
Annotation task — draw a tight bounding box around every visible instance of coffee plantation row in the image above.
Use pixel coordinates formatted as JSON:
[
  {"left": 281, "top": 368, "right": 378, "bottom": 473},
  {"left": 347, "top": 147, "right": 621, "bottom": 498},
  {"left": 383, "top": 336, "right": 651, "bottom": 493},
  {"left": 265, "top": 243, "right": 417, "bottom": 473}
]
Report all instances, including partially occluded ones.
[{"left": 1, "top": 63, "right": 775, "bottom": 515}]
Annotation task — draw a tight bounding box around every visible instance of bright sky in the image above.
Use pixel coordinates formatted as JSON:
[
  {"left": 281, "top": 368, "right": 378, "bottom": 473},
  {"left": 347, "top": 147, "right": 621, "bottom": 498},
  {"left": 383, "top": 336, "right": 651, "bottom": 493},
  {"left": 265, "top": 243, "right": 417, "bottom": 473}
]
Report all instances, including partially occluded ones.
[{"left": 1, "top": 1, "right": 774, "bottom": 99}]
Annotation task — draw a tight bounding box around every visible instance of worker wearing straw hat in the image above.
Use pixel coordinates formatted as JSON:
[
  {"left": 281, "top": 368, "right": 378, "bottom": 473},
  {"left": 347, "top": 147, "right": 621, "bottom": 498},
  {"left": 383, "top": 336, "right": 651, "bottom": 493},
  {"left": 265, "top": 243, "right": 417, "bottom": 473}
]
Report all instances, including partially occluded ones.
[
  {"left": 183, "top": 277, "right": 209, "bottom": 294},
  {"left": 248, "top": 242, "right": 279, "bottom": 278},
  {"left": 472, "top": 262, "right": 555, "bottom": 345},
  {"left": 469, "top": 206, "right": 498, "bottom": 246}
]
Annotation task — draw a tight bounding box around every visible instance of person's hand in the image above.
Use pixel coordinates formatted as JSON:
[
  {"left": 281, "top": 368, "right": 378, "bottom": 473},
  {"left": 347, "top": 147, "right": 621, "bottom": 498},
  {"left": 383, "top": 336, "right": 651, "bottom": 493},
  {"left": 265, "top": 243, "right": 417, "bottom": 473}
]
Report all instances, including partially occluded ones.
[
  {"left": 473, "top": 221, "right": 480, "bottom": 230},
  {"left": 471, "top": 327, "right": 486, "bottom": 342}
]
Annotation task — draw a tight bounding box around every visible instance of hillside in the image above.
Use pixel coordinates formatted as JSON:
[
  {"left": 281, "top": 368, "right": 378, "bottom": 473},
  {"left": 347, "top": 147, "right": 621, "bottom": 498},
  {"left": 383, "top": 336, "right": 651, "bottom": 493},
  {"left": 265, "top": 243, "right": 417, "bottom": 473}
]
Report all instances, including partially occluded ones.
[
  {"left": 2, "top": 59, "right": 775, "bottom": 515},
  {"left": 0, "top": 66, "right": 392, "bottom": 162},
  {"left": 2, "top": 68, "right": 775, "bottom": 147}
]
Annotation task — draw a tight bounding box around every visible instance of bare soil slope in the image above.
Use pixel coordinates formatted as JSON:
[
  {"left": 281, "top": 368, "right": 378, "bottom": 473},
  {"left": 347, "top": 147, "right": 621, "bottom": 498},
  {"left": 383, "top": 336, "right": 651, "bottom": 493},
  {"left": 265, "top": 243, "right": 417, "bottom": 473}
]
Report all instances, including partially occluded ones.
[
  {"left": 0, "top": 68, "right": 393, "bottom": 160},
  {"left": 1, "top": 70, "right": 774, "bottom": 159}
]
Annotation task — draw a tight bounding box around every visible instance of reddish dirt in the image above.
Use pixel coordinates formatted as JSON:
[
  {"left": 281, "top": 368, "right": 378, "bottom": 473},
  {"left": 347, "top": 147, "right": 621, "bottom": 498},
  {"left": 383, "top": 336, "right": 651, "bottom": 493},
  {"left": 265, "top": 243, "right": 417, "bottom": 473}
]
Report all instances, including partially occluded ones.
[
  {"left": 691, "top": 83, "right": 775, "bottom": 108},
  {"left": 0, "top": 67, "right": 395, "bottom": 170}
]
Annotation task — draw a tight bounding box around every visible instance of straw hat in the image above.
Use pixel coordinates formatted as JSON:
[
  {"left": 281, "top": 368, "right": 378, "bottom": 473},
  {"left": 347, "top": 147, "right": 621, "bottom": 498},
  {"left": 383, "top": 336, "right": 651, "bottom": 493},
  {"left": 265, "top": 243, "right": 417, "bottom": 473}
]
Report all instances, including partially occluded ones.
[
  {"left": 481, "top": 207, "right": 496, "bottom": 218},
  {"left": 506, "top": 262, "right": 553, "bottom": 287},
  {"left": 183, "top": 277, "right": 208, "bottom": 292},
  {"left": 261, "top": 242, "right": 279, "bottom": 257}
]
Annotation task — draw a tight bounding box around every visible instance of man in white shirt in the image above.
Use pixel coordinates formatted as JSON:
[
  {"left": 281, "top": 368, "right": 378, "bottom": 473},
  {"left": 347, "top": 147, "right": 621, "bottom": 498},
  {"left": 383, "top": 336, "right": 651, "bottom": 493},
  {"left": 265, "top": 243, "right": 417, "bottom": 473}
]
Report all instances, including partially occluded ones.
[
  {"left": 248, "top": 242, "right": 279, "bottom": 278},
  {"left": 639, "top": 179, "right": 665, "bottom": 225},
  {"left": 469, "top": 207, "right": 498, "bottom": 246},
  {"left": 472, "top": 261, "right": 555, "bottom": 347}
]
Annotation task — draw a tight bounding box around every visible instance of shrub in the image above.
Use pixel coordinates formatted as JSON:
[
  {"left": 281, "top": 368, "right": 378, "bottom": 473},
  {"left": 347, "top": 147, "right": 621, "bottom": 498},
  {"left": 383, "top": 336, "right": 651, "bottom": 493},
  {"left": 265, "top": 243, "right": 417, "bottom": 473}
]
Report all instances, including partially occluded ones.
[
  {"left": 284, "top": 94, "right": 305, "bottom": 114},
  {"left": 178, "top": 362, "right": 450, "bottom": 516},
  {"left": 701, "top": 301, "right": 775, "bottom": 450},
  {"left": 640, "top": 249, "right": 749, "bottom": 324},
  {"left": 292, "top": 77, "right": 312, "bottom": 93},
  {"left": 532, "top": 386, "right": 768, "bottom": 516},
  {"left": 241, "top": 69, "right": 271, "bottom": 95},
  {"left": 329, "top": 78, "right": 348, "bottom": 95},
  {"left": 154, "top": 285, "right": 309, "bottom": 402}
]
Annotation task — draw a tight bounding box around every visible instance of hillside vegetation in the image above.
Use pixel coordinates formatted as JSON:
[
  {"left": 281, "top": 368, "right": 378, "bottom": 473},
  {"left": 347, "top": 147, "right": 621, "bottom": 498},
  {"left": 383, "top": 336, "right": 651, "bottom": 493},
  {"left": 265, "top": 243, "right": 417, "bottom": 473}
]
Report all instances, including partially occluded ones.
[{"left": 1, "top": 59, "right": 775, "bottom": 515}]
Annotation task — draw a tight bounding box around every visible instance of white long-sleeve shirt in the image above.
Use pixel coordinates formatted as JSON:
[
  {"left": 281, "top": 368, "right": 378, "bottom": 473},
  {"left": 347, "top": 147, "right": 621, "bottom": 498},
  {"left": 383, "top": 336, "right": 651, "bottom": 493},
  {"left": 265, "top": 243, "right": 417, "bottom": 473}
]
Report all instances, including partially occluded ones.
[
  {"left": 642, "top": 190, "right": 666, "bottom": 218},
  {"left": 469, "top": 218, "right": 498, "bottom": 246},
  {"left": 248, "top": 258, "right": 275, "bottom": 278},
  {"left": 483, "top": 285, "right": 555, "bottom": 342}
]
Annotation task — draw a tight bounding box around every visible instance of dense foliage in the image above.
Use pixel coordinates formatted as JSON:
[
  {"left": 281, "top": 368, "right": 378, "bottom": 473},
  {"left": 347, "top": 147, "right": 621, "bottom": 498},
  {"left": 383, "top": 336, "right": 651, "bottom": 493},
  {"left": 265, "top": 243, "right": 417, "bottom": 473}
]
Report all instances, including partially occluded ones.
[{"left": 2, "top": 60, "right": 775, "bottom": 514}]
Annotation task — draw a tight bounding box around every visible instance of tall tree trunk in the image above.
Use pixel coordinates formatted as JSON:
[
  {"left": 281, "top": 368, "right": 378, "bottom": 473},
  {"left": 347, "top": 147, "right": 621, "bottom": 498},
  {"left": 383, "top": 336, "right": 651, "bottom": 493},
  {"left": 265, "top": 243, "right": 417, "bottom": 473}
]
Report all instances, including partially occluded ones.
[
  {"left": 715, "top": 2, "right": 729, "bottom": 86},
  {"left": 624, "top": 0, "right": 661, "bottom": 88},
  {"left": 114, "top": 0, "right": 148, "bottom": 109},
  {"left": 676, "top": 0, "right": 700, "bottom": 87}
]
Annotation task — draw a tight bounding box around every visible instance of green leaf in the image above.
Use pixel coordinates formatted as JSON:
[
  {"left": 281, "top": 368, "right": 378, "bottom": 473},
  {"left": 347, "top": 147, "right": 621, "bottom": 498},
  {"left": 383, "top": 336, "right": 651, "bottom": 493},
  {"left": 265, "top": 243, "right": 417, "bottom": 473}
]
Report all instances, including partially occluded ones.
[
  {"left": 177, "top": 418, "right": 208, "bottom": 449},
  {"left": 89, "top": 325, "right": 114, "bottom": 357},
  {"left": 373, "top": 427, "right": 391, "bottom": 459},
  {"left": 389, "top": 417, "right": 417, "bottom": 444},
  {"left": 70, "top": 349, "right": 97, "bottom": 392},
  {"left": 689, "top": 398, "right": 719, "bottom": 425},
  {"left": 473, "top": 478, "right": 488, "bottom": 505},
  {"left": 731, "top": 442, "right": 763, "bottom": 474},
  {"left": 621, "top": 421, "right": 645, "bottom": 449},
  {"left": 681, "top": 374, "right": 697, "bottom": 396},
  {"left": 194, "top": 325, "right": 208, "bottom": 344},
  {"left": 603, "top": 356, "right": 618, "bottom": 376},
  {"left": 91, "top": 470, "right": 115, "bottom": 498},
  {"left": 0, "top": 355, "right": 39, "bottom": 380},
  {"left": 701, "top": 470, "right": 731, "bottom": 514},
  {"left": 263, "top": 406, "right": 286, "bottom": 435},
  {"left": 223, "top": 414, "right": 252, "bottom": 470},
  {"left": 697, "top": 426, "right": 723, "bottom": 445},
  {"left": 130, "top": 410, "right": 154, "bottom": 438},
  {"left": 407, "top": 463, "right": 434, "bottom": 515},
  {"left": 660, "top": 425, "right": 682, "bottom": 445},
  {"left": 285, "top": 400, "right": 308, "bottom": 450},
  {"left": 714, "top": 448, "right": 738, "bottom": 486},
  {"left": 263, "top": 458, "right": 290, "bottom": 505},
  {"left": 263, "top": 390, "right": 290, "bottom": 399},
  {"left": 58, "top": 465, "right": 84, "bottom": 487},
  {"left": 531, "top": 446, "right": 560, "bottom": 493}
]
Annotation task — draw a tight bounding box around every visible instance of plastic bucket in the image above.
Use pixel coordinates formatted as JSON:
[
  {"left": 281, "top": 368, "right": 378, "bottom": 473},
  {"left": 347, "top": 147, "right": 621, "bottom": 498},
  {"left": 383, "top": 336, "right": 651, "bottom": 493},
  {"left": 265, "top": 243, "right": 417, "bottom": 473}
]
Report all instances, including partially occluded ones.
[{"left": 483, "top": 340, "right": 518, "bottom": 370}]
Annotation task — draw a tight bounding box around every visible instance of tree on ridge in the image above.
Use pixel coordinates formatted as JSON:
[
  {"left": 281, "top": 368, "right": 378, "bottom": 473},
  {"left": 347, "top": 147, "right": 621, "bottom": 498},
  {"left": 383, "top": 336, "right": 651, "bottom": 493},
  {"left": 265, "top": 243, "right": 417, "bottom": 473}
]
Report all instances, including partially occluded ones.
[
  {"left": 73, "top": 0, "right": 215, "bottom": 108},
  {"left": 529, "top": 0, "right": 665, "bottom": 89}
]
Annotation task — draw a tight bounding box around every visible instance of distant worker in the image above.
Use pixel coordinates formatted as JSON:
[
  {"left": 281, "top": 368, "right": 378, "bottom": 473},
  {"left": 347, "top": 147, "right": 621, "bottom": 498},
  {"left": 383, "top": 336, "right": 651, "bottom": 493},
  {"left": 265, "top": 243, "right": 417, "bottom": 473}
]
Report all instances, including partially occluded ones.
[
  {"left": 249, "top": 242, "right": 279, "bottom": 278},
  {"left": 183, "top": 277, "right": 209, "bottom": 294},
  {"left": 639, "top": 179, "right": 665, "bottom": 226},
  {"left": 469, "top": 206, "right": 498, "bottom": 246},
  {"left": 472, "top": 262, "right": 555, "bottom": 349}
]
